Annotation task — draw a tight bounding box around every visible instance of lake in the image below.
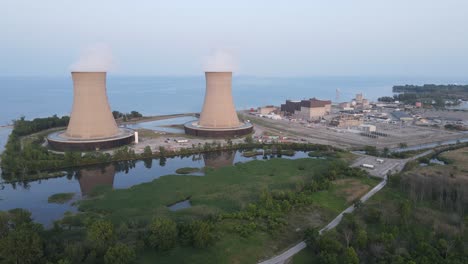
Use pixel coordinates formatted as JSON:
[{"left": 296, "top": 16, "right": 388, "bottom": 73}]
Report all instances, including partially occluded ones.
[{"left": 0, "top": 150, "right": 309, "bottom": 227}]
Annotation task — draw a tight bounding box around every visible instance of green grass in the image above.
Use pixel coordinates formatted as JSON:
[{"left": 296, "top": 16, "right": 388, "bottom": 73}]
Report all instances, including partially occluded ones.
[
  {"left": 175, "top": 167, "right": 201, "bottom": 174},
  {"left": 76, "top": 157, "right": 372, "bottom": 263},
  {"left": 48, "top": 192, "right": 75, "bottom": 204},
  {"left": 79, "top": 158, "right": 332, "bottom": 221}
]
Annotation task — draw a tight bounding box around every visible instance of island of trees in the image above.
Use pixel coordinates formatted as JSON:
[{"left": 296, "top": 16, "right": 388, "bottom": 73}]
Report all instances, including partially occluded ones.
[{"left": 378, "top": 84, "right": 468, "bottom": 108}]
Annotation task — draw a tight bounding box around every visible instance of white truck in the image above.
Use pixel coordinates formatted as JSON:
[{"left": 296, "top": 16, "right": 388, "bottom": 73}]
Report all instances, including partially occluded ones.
[{"left": 361, "top": 164, "right": 375, "bottom": 169}]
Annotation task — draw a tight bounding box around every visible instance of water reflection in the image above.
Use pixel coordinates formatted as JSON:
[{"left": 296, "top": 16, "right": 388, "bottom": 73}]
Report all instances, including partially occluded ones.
[
  {"left": 0, "top": 150, "right": 310, "bottom": 226},
  {"left": 203, "top": 151, "right": 236, "bottom": 169},
  {"left": 77, "top": 165, "right": 116, "bottom": 196}
]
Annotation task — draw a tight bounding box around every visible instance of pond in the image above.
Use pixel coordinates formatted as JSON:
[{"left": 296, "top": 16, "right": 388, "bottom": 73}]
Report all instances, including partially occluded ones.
[
  {"left": 168, "top": 199, "right": 192, "bottom": 211},
  {"left": 124, "top": 116, "right": 197, "bottom": 134},
  {"left": 0, "top": 150, "right": 310, "bottom": 227},
  {"left": 420, "top": 158, "right": 447, "bottom": 167}
]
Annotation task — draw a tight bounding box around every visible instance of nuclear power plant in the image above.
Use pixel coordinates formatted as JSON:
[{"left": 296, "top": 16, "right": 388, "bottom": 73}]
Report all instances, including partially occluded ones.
[
  {"left": 184, "top": 72, "right": 253, "bottom": 137},
  {"left": 47, "top": 72, "right": 134, "bottom": 151}
]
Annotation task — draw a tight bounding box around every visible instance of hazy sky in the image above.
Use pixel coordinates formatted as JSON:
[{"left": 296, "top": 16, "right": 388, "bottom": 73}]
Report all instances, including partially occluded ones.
[{"left": 2, "top": 0, "right": 468, "bottom": 77}]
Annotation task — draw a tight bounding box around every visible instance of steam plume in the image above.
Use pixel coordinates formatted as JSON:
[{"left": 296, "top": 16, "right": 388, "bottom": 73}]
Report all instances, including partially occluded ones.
[
  {"left": 203, "top": 49, "right": 237, "bottom": 72},
  {"left": 70, "top": 43, "right": 116, "bottom": 72}
]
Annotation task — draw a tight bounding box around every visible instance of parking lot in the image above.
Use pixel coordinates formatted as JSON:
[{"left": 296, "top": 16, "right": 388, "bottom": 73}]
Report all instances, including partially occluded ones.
[{"left": 350, "top": 155, "right": 406, "bottom": 178}]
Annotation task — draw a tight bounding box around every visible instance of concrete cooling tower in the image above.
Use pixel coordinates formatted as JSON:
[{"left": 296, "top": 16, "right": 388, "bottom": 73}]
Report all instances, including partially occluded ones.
[
  {"left": 47, "top": 72, "right": 134, "bottom": 151},
  {"left": 184, "top": 72, "right": 253, "bottom": 138},
  {"left": 65, "top": 72, "right": 119, "bottom": 139}
]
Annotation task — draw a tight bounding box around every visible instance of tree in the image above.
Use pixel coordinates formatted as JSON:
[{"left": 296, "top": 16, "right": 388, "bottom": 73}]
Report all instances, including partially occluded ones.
[
  {"left": 344, "top": 247, "right": 359, "bottom": 264},
  {"left": 318, "top": 252, "right": 338, "bottom": 264},
  {"left": 104, "top": 243, "right": 136, "bottom": 264},
  {"left": 398, "top": 200, "right": 411, "bottom": 224},
  {"left": 147, "top": 218, "right": 177, "bottom": 251},
  {"left": 383, "top": 147, "right": 390, "bottom": 157},
  {"left": 87, "top": 220, "right": 115, "bottom": 250},
  {"left": 304, "top": 227, "right": 320, "bottom": 252},
  {"left": 8, "top": 208, "right": 33, "bottom": 227},
  {"left": 0, "top": 224, "right": 44, "bottom": 264},
  {"left": 339, "top": 214, "right": 358, "bottom": 248},
  {"left": 318, "top": 231, "right": 342, "bottom": 254},
  {"left": 143, "top": 146, "right": 152, "bottom": 158},
  {"left": 191, "top": 220, "right": 215, "bottom": 248},
  {"left": 244, "top": 135, "right": 253, "bottom": 144},
  {"left": 364, "top": 145, "right": 379, "bottom": 156},
  {"left": 159, "top": 146, "right": 166, "bottom": 157},
  {"left": 355, "top": 229, "right": 368, "bottom": 249}
]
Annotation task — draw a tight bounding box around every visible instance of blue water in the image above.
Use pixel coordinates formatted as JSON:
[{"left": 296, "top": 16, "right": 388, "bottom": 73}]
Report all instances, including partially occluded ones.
[
  {"left": 3, "top": 75, "right": 467, "bottom": 126},
  {"left": 0, "top": 150, "right": 309, "bottom": 226},
  {"left": 126, "top": 116, "right": 197, "bottom": 133}
]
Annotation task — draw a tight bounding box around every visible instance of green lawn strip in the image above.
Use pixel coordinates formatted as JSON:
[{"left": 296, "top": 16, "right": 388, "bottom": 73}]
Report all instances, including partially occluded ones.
[
  {"left": 48, "top": 192, "right": 75, "bottom": 204},
  {"left": 175, "top": 167, "right": 201, "bottom": 174}
]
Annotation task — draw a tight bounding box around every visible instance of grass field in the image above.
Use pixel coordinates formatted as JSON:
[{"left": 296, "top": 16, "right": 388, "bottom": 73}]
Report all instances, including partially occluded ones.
[
  {"left": 48, "top": 192, "right": 75, "bottom": 204},
  {"left": 76, "top": 156, "right": 378, "bottom": 263}
]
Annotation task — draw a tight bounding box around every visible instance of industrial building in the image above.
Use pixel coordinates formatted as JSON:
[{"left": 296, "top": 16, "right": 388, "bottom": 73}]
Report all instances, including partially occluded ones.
[
  {"left": 392, "top": 111, "right": 414, "bottom": 122},
  {"left": 47, "top": 72, "right": 135, "bottom": 151},
  {"left": 281, "top": 98, "right": 332, "bottom": 121},
  {"left": 184, "top": 72, "right": 253, "bottom": 138},
  {"left": 339, "top": 93, "right": 370, "bottom": 110},
  {"left": 330, "top": 113, "right": 364, "bottom": 128},
  {"left": 257, "top": 105, "right": 278, "bottom": 115}
]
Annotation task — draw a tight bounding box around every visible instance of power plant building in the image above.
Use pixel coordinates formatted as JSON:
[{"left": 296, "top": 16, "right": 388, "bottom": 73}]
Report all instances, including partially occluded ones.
[
  {"left": 281, "top": 98, "right": 332, "bottom": 121},
  {"left": 47, "top": 72, "right": 134, "bottom": 151},
  {"left": 184, "top": 72, "right": 253, "bottom": 138}
]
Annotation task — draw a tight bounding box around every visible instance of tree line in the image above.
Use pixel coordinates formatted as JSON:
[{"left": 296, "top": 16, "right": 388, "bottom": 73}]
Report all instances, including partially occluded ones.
[{"left": 302, "top": 169, "right": 468, "bottom": 264}]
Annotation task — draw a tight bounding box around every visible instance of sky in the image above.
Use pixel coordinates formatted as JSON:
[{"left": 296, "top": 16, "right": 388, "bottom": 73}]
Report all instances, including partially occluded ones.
[{"left": 1, "top": 0, "right": 468, "bottom": 77}]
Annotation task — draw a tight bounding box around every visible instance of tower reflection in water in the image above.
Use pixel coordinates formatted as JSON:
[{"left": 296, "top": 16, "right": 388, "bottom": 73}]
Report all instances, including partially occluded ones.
[
  {"left": 77, "top": 164, "right": 115, "bottom": 196},
  {"left": 202, "top": 150, "right": 236, "bottom": 169}
]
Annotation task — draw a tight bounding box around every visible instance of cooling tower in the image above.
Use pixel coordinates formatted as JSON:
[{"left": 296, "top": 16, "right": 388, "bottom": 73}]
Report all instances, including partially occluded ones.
[
  {"left": 198, "top": 72, "right": 240, "bottom": 128},
  {"left": 65, "top": 72, "right": 119, "bottom": 139},
  {"left": 47, "top": 72, "right": 134, "bottom": 151},
  {"left": 184, "top": 71, "right": 253, "bottom": 138}
]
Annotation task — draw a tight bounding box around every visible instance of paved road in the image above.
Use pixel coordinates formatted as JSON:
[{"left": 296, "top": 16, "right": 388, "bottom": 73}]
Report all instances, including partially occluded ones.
[{"left": 258, "top": 151, "right": 434, "bottom": 264}]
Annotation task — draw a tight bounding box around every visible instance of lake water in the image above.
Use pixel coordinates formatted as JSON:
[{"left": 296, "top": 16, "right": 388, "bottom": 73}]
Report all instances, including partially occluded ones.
[
  {"left": 3, "top": 75, "right": 468, "bottom": 127},
  {"left": 125, "top": 116, "right": 197, "bottom": 133},
  {"left": 0, "top": 150, "right": 309, "bottom": 227}
]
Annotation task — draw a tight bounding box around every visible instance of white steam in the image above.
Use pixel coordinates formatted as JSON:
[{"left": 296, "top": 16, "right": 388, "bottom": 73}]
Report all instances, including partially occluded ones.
[
  {"left": 70, "top": 43, "right": 116, "bottom": 72},
  {"left": 203, "top": 49, "right": 237, "bottom": 72}
]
